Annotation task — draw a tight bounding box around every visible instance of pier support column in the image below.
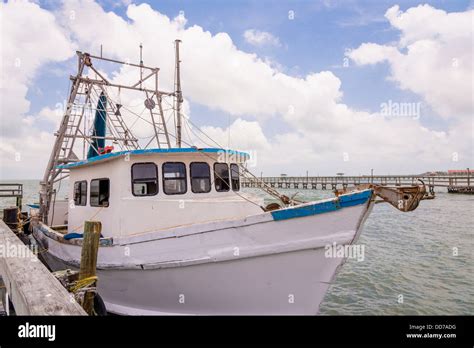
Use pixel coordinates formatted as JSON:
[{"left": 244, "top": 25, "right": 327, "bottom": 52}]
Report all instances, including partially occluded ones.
[{"left": 429, "top": 185, "right": 435, "bottom": 196}]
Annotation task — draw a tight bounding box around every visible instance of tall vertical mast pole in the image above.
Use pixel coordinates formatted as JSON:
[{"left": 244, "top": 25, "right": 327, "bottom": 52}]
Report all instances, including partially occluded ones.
[{"left": 175, "top": 39, "right": 183, "bottom": 148}]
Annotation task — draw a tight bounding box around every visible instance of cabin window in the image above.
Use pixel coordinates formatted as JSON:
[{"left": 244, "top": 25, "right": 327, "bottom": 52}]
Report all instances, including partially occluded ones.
[
  {"left": 214, "top": 163, "right": 230, "bottom": 192},
  {"left": 230, "top": 164, "right": 240, "bottom": 191},
  {"left": 163, "top": 162, "right": 187, "bottom": 195},
  {"left": 73, "top": 181, "right": 87, "bottom": 206},
  {"left": 190, "top": 162, "right": 211, "bottom": 193},
  {"left": 90, "top": 178, "right": 110, "bottom": 207},
  {"left": 131, "top": 163, "right": 158, "bottom": 196}
]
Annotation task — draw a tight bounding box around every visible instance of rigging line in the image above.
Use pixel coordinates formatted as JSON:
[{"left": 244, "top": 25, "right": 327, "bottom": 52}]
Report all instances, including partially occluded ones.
[
  {"left": 181, "top": 116, "right": 291, "bottom": 205},
  {"left": 162, "top": 95, "right": 178, "bottom": 135},
  {"left": 184, "top": 118, "right": 216, "bottom": 148},
  {"left": 135, "top": 134, "right": 155, "bottom": 140},
  {"left": 184, "top": 116, "right": 223, "bottom": 149},
  {"left": 161, "top": 95, "right": 174, "bottom": 109},
  {"left": 93, "top": 86, "right": 136, "bottom": 151},
  {"left": 106, "top": 92, "right": 154, "bottom": 127},
  {"left": 164, "top": 111, "right": 175, "bottom": 128},
  {"left": 129, "top": 106, "right": 148, "bottom": 129},
  {"left": 75, "top": 127, "right": 101, "bottom": 157},
  {"left": 183, "top": 115, "right": 222, "bottom": 148},
  {"left": 161, "top": 130, "right": 263, "bottom": 209},
  {"left": 165, "top": 111, "right": 284, "bottom": 203},
  {"left": 181, "top": 115, "right": 289, "bottom": 202},
  {"left": 183, "top": 118, "right": 195, "bottom": 146}
]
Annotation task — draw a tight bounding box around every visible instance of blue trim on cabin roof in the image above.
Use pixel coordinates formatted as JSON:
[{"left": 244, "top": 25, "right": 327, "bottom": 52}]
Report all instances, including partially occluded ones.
[
  {"left": 57, "top": 148, "right": 250, "bottom": 169},
  {"left": 271, "top": 190, "right": 372, "bottom": 221}
]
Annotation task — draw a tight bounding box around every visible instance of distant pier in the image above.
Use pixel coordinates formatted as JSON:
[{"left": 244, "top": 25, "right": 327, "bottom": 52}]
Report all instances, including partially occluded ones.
[{"left": 242, "top": 174, "right": 473, "bottom": 195}]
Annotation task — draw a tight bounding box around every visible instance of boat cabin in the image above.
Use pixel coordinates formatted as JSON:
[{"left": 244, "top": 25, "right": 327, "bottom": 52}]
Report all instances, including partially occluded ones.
[{"left": 55, "top": 148, "right": 263, "bottom": 237}]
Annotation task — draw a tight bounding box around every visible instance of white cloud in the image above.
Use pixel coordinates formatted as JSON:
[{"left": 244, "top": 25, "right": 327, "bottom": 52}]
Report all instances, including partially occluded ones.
[
  {"left": 0, "top": 1, "right": 472, "bottom": 179},
  {"left": 0, "top": 131, "right": 55, "bottom": 180},
  {"left": 348, "top": 43, "right": 400, "bottom": 65},
  {"left": 0, "top": 0, "right": 74, "bottom": 179},
  {"left": 243, "top": 29, "right": 281, "bottom": 47},
  {"left": 199, "top": 118, "right": 270, "bottom": 151},
  {"left": 38, "top": 106, "right": 62, "bottom": 127},
  {"left": 0, "top": 1, "right": 74, "bottom": 136},
  {"left": 347, "top": 4, "right": 473, "bottom": 119}
]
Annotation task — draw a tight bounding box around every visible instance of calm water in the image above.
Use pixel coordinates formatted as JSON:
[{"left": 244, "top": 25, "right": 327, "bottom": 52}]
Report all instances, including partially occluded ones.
[{"left": 1, "top": 180, "right": 473, "bottom": 315}]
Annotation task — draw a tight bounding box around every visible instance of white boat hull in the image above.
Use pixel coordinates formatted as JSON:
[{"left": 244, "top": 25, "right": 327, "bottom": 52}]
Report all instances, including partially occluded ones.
[{"left": 33, "top": 190, "right": 374, "bottom": 315}]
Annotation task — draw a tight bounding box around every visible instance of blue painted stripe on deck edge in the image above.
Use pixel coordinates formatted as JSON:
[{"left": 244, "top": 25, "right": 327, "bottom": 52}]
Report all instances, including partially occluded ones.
[
  {"left": 271, "top": 190, "right": 372, "bottom": 221},
  {"left": 339, "top": 189, "right": 373, "bottom": 208}
]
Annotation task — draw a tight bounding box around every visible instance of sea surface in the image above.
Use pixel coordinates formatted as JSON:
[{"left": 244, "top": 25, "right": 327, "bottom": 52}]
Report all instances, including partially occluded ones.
[{"left": 1, "top": 180, "right": 473, "bottom": 315}]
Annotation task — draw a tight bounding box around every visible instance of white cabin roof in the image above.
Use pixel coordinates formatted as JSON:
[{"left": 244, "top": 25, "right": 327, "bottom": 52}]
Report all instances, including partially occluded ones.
[{"left": 57, "top": 147, "right": 249, "bottom": 170}]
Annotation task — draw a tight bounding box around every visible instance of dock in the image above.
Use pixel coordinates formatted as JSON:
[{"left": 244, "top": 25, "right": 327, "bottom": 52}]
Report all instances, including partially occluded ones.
[
  {"left": 0, "top": 183, "right": 23, "bottom": 208},
  {"left": 0, "top": 219, "right": 86, "bottom": 315},
  {"left": 242, "top": 174, "right": 473, "bottom": 196}
]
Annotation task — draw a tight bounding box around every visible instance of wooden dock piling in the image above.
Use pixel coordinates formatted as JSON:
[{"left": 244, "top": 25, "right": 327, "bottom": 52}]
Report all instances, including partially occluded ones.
[{"left": 78, "top": 221, "right": 101, "bottom": 315}]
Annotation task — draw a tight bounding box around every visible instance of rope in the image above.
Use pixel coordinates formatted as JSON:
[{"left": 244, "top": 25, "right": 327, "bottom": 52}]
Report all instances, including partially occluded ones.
[
  {"left": 33, "top": 246, "right": 49, "bottom": 256},
  {"left": 71, "top": 276, "right": 98, "bottom": 293}
]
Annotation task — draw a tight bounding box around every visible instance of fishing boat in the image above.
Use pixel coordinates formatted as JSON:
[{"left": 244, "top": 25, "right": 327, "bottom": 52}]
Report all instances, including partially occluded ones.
[{"left": 31, "top": 41, "right": 427, "bottom": 315}]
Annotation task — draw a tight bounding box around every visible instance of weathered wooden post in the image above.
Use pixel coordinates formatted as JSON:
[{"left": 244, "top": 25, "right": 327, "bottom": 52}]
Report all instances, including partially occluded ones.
[
  {"left": 3, "top": 207, "right": 19, "bottom": 233},
  {"left": 79, "top": 221, "right": 101, "bottom": 315}
]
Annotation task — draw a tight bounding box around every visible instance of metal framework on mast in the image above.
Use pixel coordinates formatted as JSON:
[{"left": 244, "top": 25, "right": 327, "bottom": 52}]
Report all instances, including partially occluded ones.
[{"left": 40, "top": 48, "right": 180, "bottom": 224}]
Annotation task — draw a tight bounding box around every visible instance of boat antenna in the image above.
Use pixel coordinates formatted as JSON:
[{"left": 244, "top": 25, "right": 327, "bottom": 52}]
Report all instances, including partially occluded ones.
[{"left": 174, "top": 39, "right": 183, "bottom": 148}]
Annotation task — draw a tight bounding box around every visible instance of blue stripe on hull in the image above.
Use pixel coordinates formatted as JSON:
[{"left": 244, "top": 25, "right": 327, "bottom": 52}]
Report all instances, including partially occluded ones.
[
  {"left": 339, "top": 190, "right": 373, "bottom": 208},
  {"left": 271, "top": 190, "right": 372, "bottom": 221}
]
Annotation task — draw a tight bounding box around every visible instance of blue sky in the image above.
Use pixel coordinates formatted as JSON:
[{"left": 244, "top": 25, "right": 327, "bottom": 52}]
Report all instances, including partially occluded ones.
[{"left": 1, "top": 0, "right": 472, "bottom": 179}]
